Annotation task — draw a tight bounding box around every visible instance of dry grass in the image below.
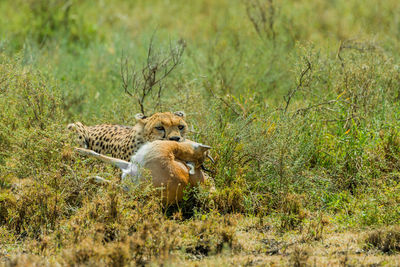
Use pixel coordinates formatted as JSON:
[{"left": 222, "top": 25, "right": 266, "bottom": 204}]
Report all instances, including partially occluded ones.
[
  {"left": 3, "top": 219, "right": 400, "bottom": 266},
  {"left": 364, "top": 226, "right": 400, "bottom": 254}
]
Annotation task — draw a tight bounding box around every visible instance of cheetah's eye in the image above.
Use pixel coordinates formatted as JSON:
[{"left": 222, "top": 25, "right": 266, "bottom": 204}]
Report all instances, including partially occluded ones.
[
  {"left": 155, "top": 126, "right": 165, "bottom": 131},
  {"left": 178, "top": 125, "right": 185, "bottom": 130}
]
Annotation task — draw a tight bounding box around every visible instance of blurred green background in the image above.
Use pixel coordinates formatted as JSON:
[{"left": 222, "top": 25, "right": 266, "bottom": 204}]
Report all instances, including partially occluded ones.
[{"left": 1, "top": 0, "right": 399, "bottom": 121}]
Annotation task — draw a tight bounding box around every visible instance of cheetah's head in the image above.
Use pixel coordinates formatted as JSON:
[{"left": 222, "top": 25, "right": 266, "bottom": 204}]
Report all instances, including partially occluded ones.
[{"left": 135, "top": 111, "right": 188, "bottom": 142}]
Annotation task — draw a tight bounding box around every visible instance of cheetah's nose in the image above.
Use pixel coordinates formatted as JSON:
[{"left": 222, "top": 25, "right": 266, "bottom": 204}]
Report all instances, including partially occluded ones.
[{"left": 169, "top": 136, "right": 181, "bottom": 142}]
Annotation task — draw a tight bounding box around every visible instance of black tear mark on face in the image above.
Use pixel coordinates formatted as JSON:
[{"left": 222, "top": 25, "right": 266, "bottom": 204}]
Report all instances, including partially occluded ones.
[{"left": 154, "top": 125, "right": 166, "bottom": 139}]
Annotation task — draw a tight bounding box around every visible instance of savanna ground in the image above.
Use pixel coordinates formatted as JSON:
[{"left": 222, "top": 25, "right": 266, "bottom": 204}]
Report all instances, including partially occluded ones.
[{"left": 1, "top": 0, "right": 400, "bottom": 266}]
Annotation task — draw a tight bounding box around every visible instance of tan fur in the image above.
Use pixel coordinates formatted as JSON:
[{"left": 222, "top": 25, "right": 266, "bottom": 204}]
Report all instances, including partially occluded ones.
[
  {"left": 75, "top": 140, "right": 211, "bottom": 205},
  {"left": 138, "top": 140, "right": 210, "bottom": 204},
  {"left": 68, "top": 111, "right": 188, "bottom": 161}
]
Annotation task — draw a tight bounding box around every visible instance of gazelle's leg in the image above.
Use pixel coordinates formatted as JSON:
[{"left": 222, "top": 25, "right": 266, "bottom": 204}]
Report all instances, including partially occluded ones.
[
  {"left": 89, "top": 176, "right": 111, "bottom": 184},
  {"left": 75, "top": 147, "right": 131, "bottom": 170}
]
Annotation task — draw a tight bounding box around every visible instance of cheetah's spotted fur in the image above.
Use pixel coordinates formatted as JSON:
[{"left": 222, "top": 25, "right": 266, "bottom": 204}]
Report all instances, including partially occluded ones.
[{"left": 67, "top": 111, "right": 188, "bottom": 161}]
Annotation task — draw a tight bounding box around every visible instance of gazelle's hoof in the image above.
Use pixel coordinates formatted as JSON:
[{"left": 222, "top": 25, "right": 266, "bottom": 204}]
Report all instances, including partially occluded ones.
[{"left": 89, "top": 176, "right": 111, "bottom": 185}]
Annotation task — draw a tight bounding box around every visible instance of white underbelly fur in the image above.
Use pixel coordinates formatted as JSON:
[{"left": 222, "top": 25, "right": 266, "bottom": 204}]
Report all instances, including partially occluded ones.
[{"left": 121, "top": 142, "right": 153, "bottom": 182}]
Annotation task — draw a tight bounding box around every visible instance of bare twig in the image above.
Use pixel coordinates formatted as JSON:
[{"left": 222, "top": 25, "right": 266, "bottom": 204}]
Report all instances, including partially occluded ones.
[
  {"left": 283, "top": 59, "right": 312, "bottom": 113},
  {"left": 293, "top": 99, "right": 338, "bottom": 117},
  {"left": 205, "top": 85, "right": 240, "bottom": 116},
  {"left": 120, "top": 37, "right": 186, "bottom": 115},
  {"left": 337, "top": 39, "right": 379, "bottom": 68},
  {"left": 322, "top": 115, "right": 358, "bottom": 124},
  {"left": 245, "top": 0, "right": 276, "bottom": 42}
]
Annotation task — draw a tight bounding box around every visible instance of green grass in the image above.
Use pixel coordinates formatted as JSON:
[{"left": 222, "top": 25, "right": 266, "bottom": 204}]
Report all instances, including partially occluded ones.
[{"left": 1, "top": 0, "right": 400, "bottom": 265}]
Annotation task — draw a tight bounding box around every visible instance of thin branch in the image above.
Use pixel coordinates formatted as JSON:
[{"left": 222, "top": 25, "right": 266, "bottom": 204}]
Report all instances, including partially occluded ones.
[
  {"left": 337, "top": 39, "right": 379, "bottom": 69},
  {"left": 120, "top": 37, "right": 186, "bottom": 115},
  {"left": 283, "top": 59, "right": 312, "bottom": 113},
  {"left": 293, "top": 99, "right": 338, "bottom": 117},
  {"left": 206, "top": 86, "right": 240, "bottom": 116},
  {"left": 120, "top": 53, "right": 133, "bottom": 97},
  {"left": 245, "top": 0, "right": 276, "bottom": 42}
]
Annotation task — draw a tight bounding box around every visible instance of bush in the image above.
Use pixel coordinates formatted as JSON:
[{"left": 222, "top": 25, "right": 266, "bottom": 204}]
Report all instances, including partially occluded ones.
[{"left": 364, "top": 227, "right": 400, "bottom": 254}]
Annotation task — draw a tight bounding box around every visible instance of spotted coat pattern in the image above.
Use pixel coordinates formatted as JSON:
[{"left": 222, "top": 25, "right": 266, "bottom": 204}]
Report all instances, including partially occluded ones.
[{"left": 68, "top": 111, "right": 188, "bottom": 161}]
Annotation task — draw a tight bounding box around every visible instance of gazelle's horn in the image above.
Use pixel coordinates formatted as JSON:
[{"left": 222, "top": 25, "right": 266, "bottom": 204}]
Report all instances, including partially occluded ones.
[
  {"left": 201, "top": 165, "right": 213, "bottom": 173},
  {"left": 207, "top": 154, "right": 215, "bottom": 164}
]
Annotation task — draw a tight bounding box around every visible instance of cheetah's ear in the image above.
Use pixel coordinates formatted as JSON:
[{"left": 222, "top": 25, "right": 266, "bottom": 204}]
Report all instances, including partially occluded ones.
[
  {"left": 174, "top": 111, "right": 186, "bottom": 118},
  {"left": 135, "top": 113, "right": 147, "bottom": 122}
]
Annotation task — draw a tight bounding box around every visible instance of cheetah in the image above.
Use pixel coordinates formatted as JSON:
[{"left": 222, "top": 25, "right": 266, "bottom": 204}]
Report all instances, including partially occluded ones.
[{"left": 67, "top": 111, "right": 188, "bottom": 161}]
